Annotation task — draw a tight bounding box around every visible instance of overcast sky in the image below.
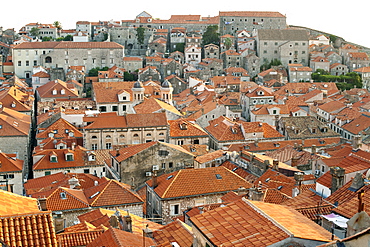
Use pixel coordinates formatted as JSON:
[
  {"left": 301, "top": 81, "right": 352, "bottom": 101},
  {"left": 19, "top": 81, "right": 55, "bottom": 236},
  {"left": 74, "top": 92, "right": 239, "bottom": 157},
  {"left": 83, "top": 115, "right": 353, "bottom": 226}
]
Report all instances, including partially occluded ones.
[{"left": 1, "top": 0, "right": 369, "bottom": 48}]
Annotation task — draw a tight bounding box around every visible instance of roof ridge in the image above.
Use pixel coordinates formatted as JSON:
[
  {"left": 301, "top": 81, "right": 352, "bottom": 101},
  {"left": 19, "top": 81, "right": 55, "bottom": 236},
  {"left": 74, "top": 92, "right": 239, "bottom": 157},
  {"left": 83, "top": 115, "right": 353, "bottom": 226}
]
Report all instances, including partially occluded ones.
[
  {"left": 89, "top": 179, "right": 113, "bottom": 205},
  {"left": 244, "top": 198, "right": 293, "bottom": 237},
  {"left": 59, "top": 187, "right": 90, "bottom": 206},
  {"left": 161, "top": 170, "right": 181, "bottom": 198}
]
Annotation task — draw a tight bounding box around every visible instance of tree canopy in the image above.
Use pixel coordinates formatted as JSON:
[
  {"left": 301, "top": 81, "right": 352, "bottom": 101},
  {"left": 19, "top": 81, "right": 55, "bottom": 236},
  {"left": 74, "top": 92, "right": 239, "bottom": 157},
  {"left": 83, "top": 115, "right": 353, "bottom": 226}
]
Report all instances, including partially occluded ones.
[
  {"left": 260, "top": 59, "right": 282, "bottom": 71},
  {"left": 202, "top": 25, "right": 219, "bottom": 46},
  {"left": 88, "top": 67, "right": 109, "bottom": 77},
  {"left": 53, "top": 21, "right": 62, "bottom": 30},
  {"left": 136, "top": 27, "right": 145, "bottom": 45},
  {"left": 30, "top": 27, "right": 39, "bottom": 37},
  {"left": 312, "top": 69, "right": 362, "bottom": 90}
]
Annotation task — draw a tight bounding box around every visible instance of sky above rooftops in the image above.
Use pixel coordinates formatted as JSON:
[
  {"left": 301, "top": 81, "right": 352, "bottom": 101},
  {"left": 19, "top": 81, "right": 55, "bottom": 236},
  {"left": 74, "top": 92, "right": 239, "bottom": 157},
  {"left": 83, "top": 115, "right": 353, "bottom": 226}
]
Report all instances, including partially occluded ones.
[{"left": 1, "top": 0, "right": 369, "bottom": 48}]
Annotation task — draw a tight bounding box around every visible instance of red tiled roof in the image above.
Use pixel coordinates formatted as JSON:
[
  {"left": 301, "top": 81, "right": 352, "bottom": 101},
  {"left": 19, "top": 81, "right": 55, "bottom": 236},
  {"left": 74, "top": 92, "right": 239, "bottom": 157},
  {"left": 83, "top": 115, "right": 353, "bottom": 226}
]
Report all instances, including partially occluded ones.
[
  {"left": 36, "top": 118, "right": 83, "bottom": 139},
  {"left": 86, "top": 227, "right": 155, "bottom": 247},
  {"left": 0, "top": 152, "right": 23, "bottom": 172},
  {"left": 169, "top": 119, "right": 208, "bottom": 138},
  {"left": 147, "top": 166, "right": 252, "bottom": 199},
  {"left": 153, "top": 220, "right": 193, "bottom": 247}
]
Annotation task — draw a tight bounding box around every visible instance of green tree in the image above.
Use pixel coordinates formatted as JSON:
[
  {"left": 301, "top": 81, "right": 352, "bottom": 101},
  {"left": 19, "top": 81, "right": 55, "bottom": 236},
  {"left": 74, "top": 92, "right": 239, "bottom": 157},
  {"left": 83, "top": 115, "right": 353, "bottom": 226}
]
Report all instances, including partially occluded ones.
[
  {"left": 53, "top": 21, "right": 62, "bottom": 30},
  {"left": 224, "top": 37, "right": 233, "bottom": 50},
  {"left": 63, "top": 35, "right": 73, "bottom": 41},
  {"left": 42, "top": 36, "right": 53, "bottom": 42},
  {"left": 30, "top": 27, "right": 39, "bottom": 37},
  {"left": 202, "top": 25, "right": 219, "bottom": 46},
  {"left": 124, "top": 71, "right": 135, "bottom": 81},
  {"left": 88, "top": 67, "right": 109, "bottom": 77},
  {"left": 136, "top": 27, "right": 145, "bottom": 45},
  {"left": 174, "top": 43, "right": 185, "bottom": 53}
]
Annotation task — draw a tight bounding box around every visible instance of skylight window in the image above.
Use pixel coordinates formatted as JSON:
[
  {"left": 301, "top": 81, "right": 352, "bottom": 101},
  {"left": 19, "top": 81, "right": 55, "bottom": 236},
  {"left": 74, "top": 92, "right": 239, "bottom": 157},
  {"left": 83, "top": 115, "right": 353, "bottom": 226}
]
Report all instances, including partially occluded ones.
[
  {"left": 216, "top": 174, "right": 222, "bottom": 179},
  {"left": 166, "top": 175, "right": 174, "bottom": 180},
  {"left": 89, "top": 191, "right": 100, "bottom": 199},
  {"left": 265, "top": 178, "right": 270, "bottom": 182},
  {"left": 277, "top": 186, "right": 283, "bottom": 190}
]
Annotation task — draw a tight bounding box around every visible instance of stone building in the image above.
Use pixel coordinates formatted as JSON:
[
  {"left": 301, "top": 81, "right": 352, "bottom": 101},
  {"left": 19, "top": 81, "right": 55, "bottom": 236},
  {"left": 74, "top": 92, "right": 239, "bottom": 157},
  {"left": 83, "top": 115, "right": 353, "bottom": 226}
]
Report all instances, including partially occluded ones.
[
  {"left": 203, "top": 44, "right": 220, "bottom": 59},
  {"left": 12, "top": 41, "right": 125, "bottom": 79},
  {"left": 83, "top": 112, "right": 169, "bottom": 150},
  {"left": 110, "top": 141, "right": 195, "bottom": 189},
  {"left": 219, "top": 11, "right": 287, "bottom": 35},
  {"left": 256, "top": 29, "right": 309, "bottom": 67},
  {"left": 221, "top": 50, "right": 243, "bottom": 68},
  {"left": 145, "top": 166, "right": 252, "bottom": 224},
  {"left": 0, "top": 152, "right": 24, "bottom": 195}
]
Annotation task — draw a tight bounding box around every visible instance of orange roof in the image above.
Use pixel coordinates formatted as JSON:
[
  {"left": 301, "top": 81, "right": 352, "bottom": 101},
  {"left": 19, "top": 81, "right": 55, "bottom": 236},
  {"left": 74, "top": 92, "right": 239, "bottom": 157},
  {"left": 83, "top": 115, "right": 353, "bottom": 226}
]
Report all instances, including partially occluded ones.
[
  {"left": 45, "top": 179, "right": 142, "bottom": 211},
  {"left": 0, "top": 152, "right": 23, "bottom": 172},
  {"left": 353, "top": 66, "right": 370, "bottom": 73},
  {"left": 0, "top": 189, "right": 40, "bottom": 215},
  {"left": 134, "top": 98, "right": 183, "bottom": 116},
  {"left": 195, "top": 150, "right": 226, "bottom": 164},
  {"left": 342, "top": 114, "right": 370, "bottom": 134},
  {"left": 190, "top": 198, "right": 290, "bottom": 246},
  {"left": 84, "top": 112, "right": 168, "bottom": 130},
  {"left": 0, "top": 113, "right": 30, "bottom": 136},
  {"left": 220, "top": 11, "right": 285, "bottom": 17},
  {"left": 57, "top": 229, "right": 104, "bottom": 247},
  {"left": 318, "top": 100, "right": 346, "bottom": 113},
  {"left": 205, "top": 116, "right": 245, "bottom": 142},
  {"left": 146, "top": 166, "right": 252, "bottom": 199},
  {"left": 153, "top": 219, "right": 193, "bottom": 247},
  {"left": 169, "top": 119, "right": 208, "bottom": 138},
  {"left": 36, "top": 79, "right": 79, "bottom": 99},
  {"left": 32, "top": 71, "right": 50, "bottom": 78},
  {"left": 86, "top": 227, "right": 155, "bottom": 247},
  {"left": 254, "top": 169, "right": 296, "bottom": 197},
  {"left": 36, "top": 118, "right": 83, "bottom": 140}
]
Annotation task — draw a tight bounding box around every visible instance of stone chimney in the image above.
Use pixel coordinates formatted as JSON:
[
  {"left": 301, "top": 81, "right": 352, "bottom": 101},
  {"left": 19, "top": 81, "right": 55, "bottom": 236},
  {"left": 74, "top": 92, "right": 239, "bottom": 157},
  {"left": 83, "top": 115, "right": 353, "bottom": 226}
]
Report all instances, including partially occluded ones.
[
  {"left": 272, "top": 159, "right": 279, "bottom": 171},
  {"left": 346, "top": 190, "right": 370, "bottom": 237},
  {"left": 38, "top": 197, "right": 47, "bottom": 211},
  {"left": 330, "top": 166, "right": 345, "bottom": 193},
  {"left": 311, "top": 145, "right": 317, "bottom": 154},
  {"left": 294, "top": 171, "right": 305, "bottom": 195},
  {"left": 237, "top": 186, "right": 248, "bottom": 196},
  {"left": 249, "top": 182, "right": 264, "bottom": 201},
  {"left": 123, "top": 214, "right": 133, "bottom": 233},
  {"left": 109, "top": 215, "right": 120, "bottom": 229},
  {"left": 350, "top": 173, "right": 365, "bottom": 191},
  {"left": 291, "top": 156, "right": 300, "bottom": 167},
  {"left": 53, "top": 212, "right": 65, "bottom": 233},
  {"left": 152, "top": 170, "right": 158, "bottom": 188},
  {"left": 352, "top": 135, "right": 362, "bottom": 151}
]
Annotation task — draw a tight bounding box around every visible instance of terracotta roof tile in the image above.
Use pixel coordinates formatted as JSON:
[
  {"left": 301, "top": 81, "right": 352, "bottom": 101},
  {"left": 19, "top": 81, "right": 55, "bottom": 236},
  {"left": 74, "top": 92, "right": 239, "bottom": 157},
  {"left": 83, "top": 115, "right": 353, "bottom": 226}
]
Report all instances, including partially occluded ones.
[
  {"left": 87, "top": 227, "right": 155, "bottom": 247},
  {"left": 147, "top": 166, "right": 252, "bottom": 199},
  {"left": 153, "top": 219, "right": 193, "bottom": 247},
  {"left": 57, "top": 230, "right": 104, "bottom": 247},
  {"left": 36, "top": 117, "right": 83, "bottom": 140}
]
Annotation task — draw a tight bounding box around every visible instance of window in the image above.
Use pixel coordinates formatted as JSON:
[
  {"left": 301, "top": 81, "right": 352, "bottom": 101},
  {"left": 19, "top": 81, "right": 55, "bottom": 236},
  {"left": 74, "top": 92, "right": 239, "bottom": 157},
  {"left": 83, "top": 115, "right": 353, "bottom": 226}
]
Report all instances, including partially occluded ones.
[
  {"left": 112, "top": 105, "right": 118, "bottom": 111},
  {"left": 170, "top": 204, "right": 180, "bottom": 215},
  {"left": 169, "top": 162, "right": 173, "bottom": 168},
  {"left": 162, "top": 163, "right": 166, "bottom": 169},
  {"left": 106, "top": 143, "right": 112, "bottom": 149},
  {"left": 6, "top": 174, "right": 14, "bottom": 179},
  {"left": 34, "top": 60, "right": 37, "bottom": 66},
  {"left": 45, "top": 56, "right": 52, "bottom": 63},
  {"left": 18, "top": 61, "right": 21, "bottom": 66},
  {"left": 60, "top": 192, "right": 67, "bottom": 199},
  {"left": 177, "top": 140, "right": 184, "bottom": 145},
  {"left": 99, "top": 106, "right": 107, "bottom": 112},
  {"left": 66, "top": 154, "right": 74, "bottom": 161},
  {"left": 84, "top": 169, "right": 90, "bottom": 174},
  {"left": 122, "top": 105, "right": 127, "bottom": 111},
  {"left": 158, "top": 150, "right": 169, "bottom": 156},
  {"left": 45, "top": 171, "right": 51, "bottom": 176},
  {"left": 91, "top": 144, "right": 97, "bottom": 150},
  {"left": 50, "top": 156, "right": 57, "bottom": 162},
  {"left": 26, "top": 60, "right": 29, "bottom": 66}
]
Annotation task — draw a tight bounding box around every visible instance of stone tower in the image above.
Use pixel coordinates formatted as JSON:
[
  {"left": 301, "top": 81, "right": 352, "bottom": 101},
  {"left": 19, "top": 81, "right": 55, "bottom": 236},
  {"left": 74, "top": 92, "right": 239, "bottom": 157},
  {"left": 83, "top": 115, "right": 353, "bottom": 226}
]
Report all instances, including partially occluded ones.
[{"left": 160, "top": 79, "right": 173, "bottom": 105}]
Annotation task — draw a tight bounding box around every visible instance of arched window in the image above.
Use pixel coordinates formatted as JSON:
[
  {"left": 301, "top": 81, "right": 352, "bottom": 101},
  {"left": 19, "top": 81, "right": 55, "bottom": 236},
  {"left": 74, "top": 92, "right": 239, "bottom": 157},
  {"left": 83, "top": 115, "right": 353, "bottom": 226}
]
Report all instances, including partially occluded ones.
[
  {"left": 146, "top": 133, "right": 152, "bottom": 137},
  {"left": 45, "top": 56, "right": 52, "bottom": 63},
  {"left": 133, "top": 134, "right": 139, "bottom": 137},
  {"left": 119, "top": 135, "right": 125, "bottom": 138},
  {"left": 92, "top": 135, "right": 98, "bottom": 139},
  {"left": 106, "top": 135, "right": 111, "bottom": 139}
]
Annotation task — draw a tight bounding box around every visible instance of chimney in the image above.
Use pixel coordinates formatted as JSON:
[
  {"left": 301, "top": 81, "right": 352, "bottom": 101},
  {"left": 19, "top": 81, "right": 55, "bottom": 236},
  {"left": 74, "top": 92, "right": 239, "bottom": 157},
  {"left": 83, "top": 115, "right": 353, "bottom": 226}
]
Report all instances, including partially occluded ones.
[
  {"left": 294, "top": 171, "right": 305, "bottom": 195},
  {"left": 123, "top": 214, "right": 133, "bottom": 233},
  {"left": 71, "top": 142, "right": 76, "bottom": 151},
  {"left": 358, "top": 189, "right": 365, "bottom": 213},
  {"left": 311, "top": 145, "right": 317, "bottom": 154},
  {"left": 53, "top": 212, "right": 65, "bottom": 233},
  {"left": 272, "top": 159, "right": 279, "bottom": 171},
  {"left": 38, "top": 197, "right": 47, "bottom": 211},
  {"left": 152, "top": 170, "right": 158, "bottom": 188},
  {"left": 116, "top": 149, "right": 120, "bottom": 157},
  {"left": 68, "top": 175, "right": 79, "bottom": 189},
  {"left": 352, "top": 135, "right": 362, "bottom": 151},
  {"left": 330, "top": 166, "right": 345, "bottom": 193},
  {"left": 237, "top": 186, "right": 248, "bottom": 196},
  {"left": 350, "top": 172, "right": 365, "bottom": 191},
  {"left": 291, "top": 156, "right": 299, "bottom": 167},
  {"left": 109, "top": 215, "right": 120, "bottom": 229},
  {"left": 249, "top": 182, "right": 264, "bottom": 201}
]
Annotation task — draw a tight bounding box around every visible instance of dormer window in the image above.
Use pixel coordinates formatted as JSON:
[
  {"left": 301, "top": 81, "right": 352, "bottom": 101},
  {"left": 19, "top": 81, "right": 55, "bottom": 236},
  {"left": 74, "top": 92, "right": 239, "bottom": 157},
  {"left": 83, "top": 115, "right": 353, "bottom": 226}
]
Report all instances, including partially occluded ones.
[
  {"left": 61, "top": 89, "right": 65, "bottom": 95},
  {"left": 88, "top": 154, "right": 96, "bottom": 161},
  {"left": 48, "top": 132, "right": 54, "bottom": 138},
  {"left": 257, "top": 91, "right": 264, "bottom": 95},
  {"left": 179, "top": 123, "right": 187, "bottom": 130},
  {"left": 52, "top": 89, "right": 57, "bottom": 95},
  {"left": 66, "top": 153, "right": 74, "bottom": 161},
  {"left": 11, "top": 101, "right": 16, "bottom": 108},
  {"left": 60, "top": 192, "right": 67, "bottom": 199},
  {"left": 50, "top": 155, "right": 57, "bottom": 162},
  {"left": 68, "top": 131, "right": 74, "bottom": 137}
]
